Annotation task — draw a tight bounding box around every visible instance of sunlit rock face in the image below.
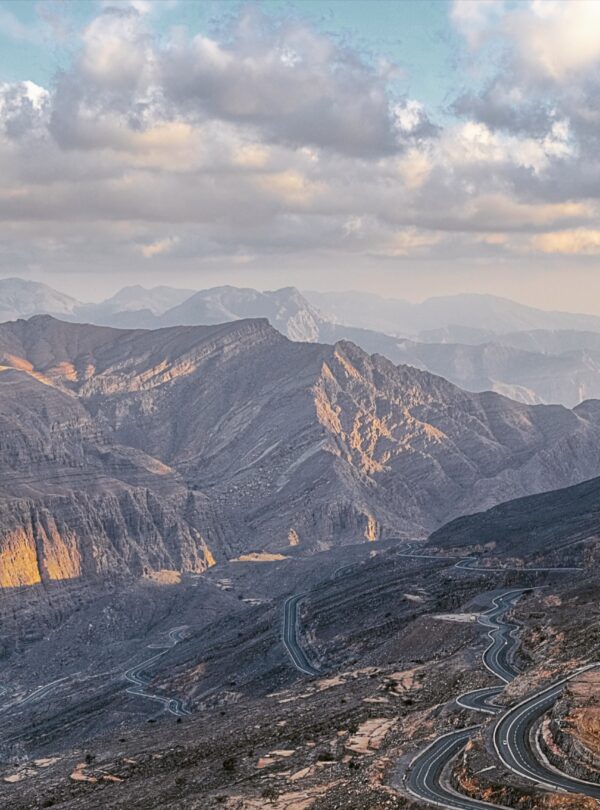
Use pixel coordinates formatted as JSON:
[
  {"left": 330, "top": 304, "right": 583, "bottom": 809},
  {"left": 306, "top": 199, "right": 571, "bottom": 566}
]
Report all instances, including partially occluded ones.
[{"left": 3, "top": 314, "right": 600, "bottom": 591}]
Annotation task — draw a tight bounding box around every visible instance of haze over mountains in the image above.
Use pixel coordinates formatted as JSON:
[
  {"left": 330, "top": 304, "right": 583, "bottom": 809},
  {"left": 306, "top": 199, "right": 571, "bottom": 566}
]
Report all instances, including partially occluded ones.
[{"left": 4, "top": 276, "right": 600, "bottom": 407}]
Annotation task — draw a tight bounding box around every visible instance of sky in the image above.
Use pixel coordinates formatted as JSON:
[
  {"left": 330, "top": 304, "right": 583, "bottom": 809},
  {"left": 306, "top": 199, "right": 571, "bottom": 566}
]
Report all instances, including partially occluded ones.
[{"left": 0, "top": 0, "right": 600, "bottom": 310}]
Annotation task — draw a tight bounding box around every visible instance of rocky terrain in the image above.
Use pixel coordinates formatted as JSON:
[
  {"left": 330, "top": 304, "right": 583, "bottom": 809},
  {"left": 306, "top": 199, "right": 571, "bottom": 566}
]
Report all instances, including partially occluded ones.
[
  {"left": 1, "top": 313, "right": 600, "bottom": 809},
  {"left": 0, "top": 518, "right": 597, "bottom": 810},
  {"left": 4, "top": 315, "right": 600, "bottom": 579},
  {"left": 6, "top": 278, "right": 600, "bottom": 406}
]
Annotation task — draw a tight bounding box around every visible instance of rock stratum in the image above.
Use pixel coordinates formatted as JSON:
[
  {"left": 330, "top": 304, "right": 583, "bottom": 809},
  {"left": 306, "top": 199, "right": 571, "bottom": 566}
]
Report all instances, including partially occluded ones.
[{"left": 3, "top": 315, "right": 600, "bottom": 592}]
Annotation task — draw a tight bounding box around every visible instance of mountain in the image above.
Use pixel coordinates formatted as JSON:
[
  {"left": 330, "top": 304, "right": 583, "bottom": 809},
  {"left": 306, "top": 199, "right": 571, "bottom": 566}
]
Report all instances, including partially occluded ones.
[
  {"left": 4, "top": 316, "right": 600, "bottom": 592},
  {"left": 77, "top": 284, "right": 195, "bottom": 322},
  {"left": 387, "top": 340, "right": 600, "bottom": 408},
  {"left": 306, "top": 290, "right": 600, "bottom": 337},
  {"left": 318, "top": 323, "right": 600, "bottom": 407},
  {"left": 159, "top": 285, "right": 324, "bottom": 341},
  {"left": 6, "top": 279, "right": 600, "bottom": 407},
  {"left": 0, "top": 277, "right": 80, "bottom": 321},
  {"left": 419, "top": 326, "right": 600, "bottom": 354},
  {"left": 4, "top": 316, "right": 600, "bottom": 809},
  {"left": 0, "top": 339, "right": 217, "bottom": 589},
  {"left": 428, "top": 472, "right": 600, "bottom": 562}
]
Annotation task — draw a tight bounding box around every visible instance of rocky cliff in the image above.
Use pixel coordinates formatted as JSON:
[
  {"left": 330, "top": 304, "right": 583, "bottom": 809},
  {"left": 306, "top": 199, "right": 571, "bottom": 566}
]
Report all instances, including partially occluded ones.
[{"left": 4, "top": 315, "right": 600, "bottom": 592}]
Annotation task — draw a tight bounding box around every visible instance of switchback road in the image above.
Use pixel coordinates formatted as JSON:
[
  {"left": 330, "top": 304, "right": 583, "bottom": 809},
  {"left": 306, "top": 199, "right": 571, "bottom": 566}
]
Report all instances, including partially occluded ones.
[
  {"left": 405, "top": 589, "right": 527, "bottom": 809},
  {"left": 494, "top": 663, "right": 600, "bottom": 800},
  {"left": 124, "top": 625, "right": 191, "bottom": 717},
  {"left": 405, "top": 573, "right": 600, "bottom": 807}
]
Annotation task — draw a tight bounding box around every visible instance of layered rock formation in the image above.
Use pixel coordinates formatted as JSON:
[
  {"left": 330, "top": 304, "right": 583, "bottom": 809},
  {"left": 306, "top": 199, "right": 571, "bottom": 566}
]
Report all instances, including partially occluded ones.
[{"left": 4, "top": 315, "right": 600, "bottom": 596}]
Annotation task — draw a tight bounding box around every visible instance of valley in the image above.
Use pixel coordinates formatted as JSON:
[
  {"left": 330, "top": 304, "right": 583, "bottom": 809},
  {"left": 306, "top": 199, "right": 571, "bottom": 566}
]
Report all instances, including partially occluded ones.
[
  {"left": 1, "top": 313, "right": 600, "bottom": 809},
  {"left": 2, "top": 531, "right": 599, "bottom": 809}
]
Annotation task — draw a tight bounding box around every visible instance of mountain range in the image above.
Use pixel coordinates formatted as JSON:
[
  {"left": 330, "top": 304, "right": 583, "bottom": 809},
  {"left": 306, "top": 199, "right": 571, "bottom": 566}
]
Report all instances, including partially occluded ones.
[
  {"left": 3, "top": 304, "right": 600, "bottom": 810},
  {"left": 4, "top": 315, "right": 600, "bottom": 594},
  {"left": 5, "top": 276, "right": 600, "bottom": 408}
]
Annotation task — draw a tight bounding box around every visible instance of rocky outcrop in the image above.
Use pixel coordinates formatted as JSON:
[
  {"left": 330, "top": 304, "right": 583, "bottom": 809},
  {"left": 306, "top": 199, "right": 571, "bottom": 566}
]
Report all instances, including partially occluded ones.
[
  {"left": 5, "top": 314, "right": 600, "bottom": 591},
  {"left": 540, "top": 672, "right": 600, "bottom": 784},
  {"left": 0, "top": 489, "right": 216, "bottom": 589}
]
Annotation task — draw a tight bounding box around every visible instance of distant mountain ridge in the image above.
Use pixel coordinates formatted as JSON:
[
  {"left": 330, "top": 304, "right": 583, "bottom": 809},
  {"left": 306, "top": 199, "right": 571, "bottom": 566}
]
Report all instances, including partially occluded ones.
[
  {"left": 305, "top": 289, "right": 600, "bottom": 336},
  {"left": 4, "top": 277, "right": 600, "bottom": 406},
  {"left": 0, "top": 277, "right": 80, "bottom": 322},
  {"left": 159, "top": 285, "right": 324, "bottom": 341},
  {"left": 6, "top": 276, "right": 600, "bottom": 336}
]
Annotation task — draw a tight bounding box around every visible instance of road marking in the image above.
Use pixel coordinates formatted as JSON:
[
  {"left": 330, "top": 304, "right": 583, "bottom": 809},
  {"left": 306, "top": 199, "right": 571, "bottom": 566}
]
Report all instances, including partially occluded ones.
[
  {"left": 492, "top": 663, "right": 600, "bottom": 796},
  {"left": 282, "top": 594, "right": 319, "bottom": 676},
  {"left": 124, "top": 625, "right": 191, "bottom": 717}
]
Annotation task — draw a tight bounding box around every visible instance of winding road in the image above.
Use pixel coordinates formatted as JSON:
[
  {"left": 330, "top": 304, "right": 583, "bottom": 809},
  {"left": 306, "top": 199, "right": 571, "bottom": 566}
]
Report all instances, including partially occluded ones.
[
  {"left": 494, "top": 663, "right": 600, "bottom": 800},
  {"left": 0, "top": 676, "right": 70, "bottom": 715},
  {"left": 124, "top": 625, "right": 191, "bottom": 717},
  {"left": 405, "top": 577, "right": 600, "bottom": 807},
  {"left": 405, "top": 588, "right": 527, "bottom": 810},
  {"left": 454, "top": 557, "right": 583, "bottom": 573},
  {"left": 282, "top": 593, "right": 320, "bottom": 677},
  {"left": 281, "top": 548, "right": 599, "bottom": 806}
]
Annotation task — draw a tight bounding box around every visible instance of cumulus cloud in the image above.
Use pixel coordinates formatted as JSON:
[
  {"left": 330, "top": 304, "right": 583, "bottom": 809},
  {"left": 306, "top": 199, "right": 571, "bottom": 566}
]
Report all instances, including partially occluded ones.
[
  {"left": 0, "top": 1, "right": 598, "bottom": 292},
  {"left": 159, "top": 7, "right": 415, "bottom": 157},
  {"left": 453, "top": 0, "right": 600, "bottom": 81}
]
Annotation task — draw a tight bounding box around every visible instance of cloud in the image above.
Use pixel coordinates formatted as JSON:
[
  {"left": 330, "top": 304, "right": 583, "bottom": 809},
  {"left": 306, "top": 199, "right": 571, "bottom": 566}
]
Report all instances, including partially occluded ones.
[
  {"left": 0, "top": 81, "right": 49, "bottom": 139},
  {"left": 451, "top": 0, "right": 505, "bottom": 49},
  {"left": 0, "top": 1, "right": 599, "bottom": 292},
  {"left": 140, "top": 236, "right": 179, "bottom": 258},
  {"left": 506, "top": 0, "right": 600, "bottom": 82},
  {"left": 159, "top": 8, "right": 416, "bottom": 157},
  {"left": 533, "top": 228, "right": 600, "bottom": 254},
  {"left": 453, "top": 0, "right": 600, "bottom": 82}
]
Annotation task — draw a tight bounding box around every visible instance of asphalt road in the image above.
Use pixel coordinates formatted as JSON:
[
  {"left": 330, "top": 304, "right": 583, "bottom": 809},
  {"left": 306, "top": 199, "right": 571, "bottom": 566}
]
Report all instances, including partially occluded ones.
[
  {"left": 405, "top": 726, "right": 508, "bottom": 810},
  {"left": 455, "top": 557, "right": 583, "bottom": 573},
  {"left": 124, "top": 625, "right": 191, "bottom": 717},
  {"left": 0, "top": 675, "right": 70, "bottom": 715},
  {"left": 455, "top": 686, "right": 503, "bottom": 716},
  {"left": 493, "top": 663, "right": 600, "bottom": 800},
  {"left": 479, "top": 590, "right": 525, "bottom": 684},
  {"left": 405, "top": 588, "right": 527, "bottom": 808},
  {"left": 282, "top": 545, "right": 596, "bottom": 806},
  {"left": 282, "top": 593, "right": 320, "bottom": 676},
  {"left": 406, "top": 569, "right": 600, "bottom": 807}
]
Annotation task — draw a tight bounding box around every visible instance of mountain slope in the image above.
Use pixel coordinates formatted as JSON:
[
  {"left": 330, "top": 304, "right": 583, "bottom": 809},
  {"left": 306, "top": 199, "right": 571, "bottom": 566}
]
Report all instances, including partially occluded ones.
[
  {"left": 428, "top": 474, "right": 600, "bottom": 562},
  {"left": 0, "top": 277, "right": 80, "bottom": 321},
  {"left": 319, "top": 323, "right": 600, "bottom": 407},
  {"left": 4, "top": 317, "right": 600, "bottom": 570}
]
